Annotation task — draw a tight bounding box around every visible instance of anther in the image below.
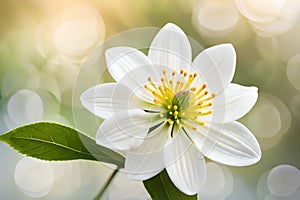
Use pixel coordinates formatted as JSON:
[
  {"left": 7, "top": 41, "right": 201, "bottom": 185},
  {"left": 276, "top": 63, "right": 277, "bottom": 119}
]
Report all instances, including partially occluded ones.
[
  {"left": 198, "top": 102, "right": 212, "bottom": 108},
  {"left": 167, "top": 119, "right": 174, "bottom": 125},
  {"left": 199, "top": 110, "right": 212, "bottom": 116},
  {"left": 173, "top": 105, "right": 178, "bottom": 110},
  {"left": 197, "top": 120, "right": 204, "bottom": 125}
]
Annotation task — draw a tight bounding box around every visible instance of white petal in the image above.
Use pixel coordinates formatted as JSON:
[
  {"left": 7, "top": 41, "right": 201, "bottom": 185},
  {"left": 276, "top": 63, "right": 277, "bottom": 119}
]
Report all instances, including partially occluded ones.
[
  {"left": 96, "top": 109, "right": 155, "bottom": 151},
  {"left": 80, "top": 83, "right": 140, "bottom": 119},
  {"left": 203, "top": 83, "right": 258, "bottom": 123},
  {"left": 105, "top": 47, "right": 152, "bottom": 82},
  {"left": 188, "top": 121, "right": 261, "bottom": 166},
  {"left": 164, "top": 129, "right": 206, "bottom": 195},
  {"left": 192, "top": 43, "right": 236, "bottom": 93},
  {"left": 125, "top": 124, "right": 168, "bottom": 180},
  {"left": 148, "top": 23, "right": 192, "bottom": 71}
]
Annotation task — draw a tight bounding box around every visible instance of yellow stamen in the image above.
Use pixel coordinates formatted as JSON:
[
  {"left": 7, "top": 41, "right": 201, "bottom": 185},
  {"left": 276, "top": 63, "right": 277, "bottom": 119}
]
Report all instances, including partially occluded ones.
[
  {"left": 148, "top": 77, "right": 158, "bottom": 90},
  {"left": 196, "top": 84, "right": 207, "bottom": 96},
  {"left": 199, "top": 110, "right": 212, "bottom": 116},
  {"left": 198, "top": 101, "right": 212, "bottom": 108},
  {"left": 182, "top": 120, "right": 197, "bottom": 130}
]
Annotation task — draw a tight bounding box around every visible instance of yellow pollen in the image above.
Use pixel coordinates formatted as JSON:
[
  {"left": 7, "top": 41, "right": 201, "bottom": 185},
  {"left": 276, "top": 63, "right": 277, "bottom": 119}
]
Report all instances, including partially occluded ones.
[
  {"left": 145, "top": 69, "right": 215, "bottom": 131},
  {"left": 196, "top": 120, "right": 204, "bottom": 125},
  {"left": 167, "top": 119, "right": 174, "bottom": 125}
]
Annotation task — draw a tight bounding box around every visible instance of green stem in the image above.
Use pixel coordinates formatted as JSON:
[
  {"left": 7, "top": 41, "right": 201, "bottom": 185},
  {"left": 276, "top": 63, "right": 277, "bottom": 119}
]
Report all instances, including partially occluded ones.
[{"left": 93, "top": 168, "right": 119, "bottom": 200}]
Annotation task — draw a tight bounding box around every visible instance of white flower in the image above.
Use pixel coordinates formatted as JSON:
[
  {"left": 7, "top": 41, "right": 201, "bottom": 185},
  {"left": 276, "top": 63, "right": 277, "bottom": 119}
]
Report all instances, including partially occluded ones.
[{"left": 80, "top": 23, "right": 261, "bottom": 195}]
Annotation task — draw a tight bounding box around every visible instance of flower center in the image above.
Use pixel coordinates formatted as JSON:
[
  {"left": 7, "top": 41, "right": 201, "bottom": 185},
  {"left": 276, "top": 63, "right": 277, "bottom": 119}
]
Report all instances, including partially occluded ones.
[{"left": 144, "top": 69, "right": 215, "bottom": 131}]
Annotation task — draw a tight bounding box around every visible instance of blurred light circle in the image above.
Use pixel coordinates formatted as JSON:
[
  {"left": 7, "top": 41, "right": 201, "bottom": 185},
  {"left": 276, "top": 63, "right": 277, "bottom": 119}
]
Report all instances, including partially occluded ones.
[
  {"left": 14, "top": 157, "right": 54, "bottom": 198},
  {"left": 47, "top": 161, "right": 81, "bottom": 199},
  {"left": 198, "top": 162, "right": 233, "bottom": 199},
  {"left": 38, "top": 73, "right": 61, "bottom": 102},
  {"left": 287, "top": 53, "right": 300, "bottom": 92},
  {"left": 276, "top": 21, "right": 300, "bottom": 63},
  {"left": 257, "top": 170, "right": 271, "bottom": 200},
  {"left": 265, "top": 94, "right": 292, "bottom": 135},
  {"left": 193, "top": 1, "right": 239, "bottom": 37},
  {"left": 246, "top": 95, "right": 281, "bottom": 138},
  {"left": 235, "top": 0, "right": 285, "bottom": 23},
  {"left": 7, "top": 89, "right": 44, "bottom": 125},
  {"left": 54, "top": 19, "right": 101, "bottom": 57},
  {"left": 3, "top": 112, "right": 21, "bottom": 131},
  {"left": 35, "top": 3, "right": 105, "bottom": 63},
  {"left": 1, "top": 67, "right": 39, "bottom": 98},
  {"left": 281, "top": 0, "right": 300, "bottom": 21},
  {"left": 108, "top": 171, "right": 150, "bottom": 200},
  {"left": 61, "top": 3, "right": 104, "bottom": 23},
  {"left": 248, "top": 0, "right": 300, "bottom": 37},
  {"left": 289, "top": 94, "right": 300, "bottom": 118},
  {"left": 34, "top": 17, "right": 60, "bottom": 59},
  {"left": 267, "top": 165, "right": 300, "bottom": 197},
  {"left": 250, "top": 18, "right": 297, "bottom": 36},
  {"left": 197, "top": 2, "right": 239, "bottom": 31},
  {"left": 258, "top": 134, "right": 283, "bottom": 150},
  {"left": 54, "top": 64, "right": 79, "bottom": 93}
]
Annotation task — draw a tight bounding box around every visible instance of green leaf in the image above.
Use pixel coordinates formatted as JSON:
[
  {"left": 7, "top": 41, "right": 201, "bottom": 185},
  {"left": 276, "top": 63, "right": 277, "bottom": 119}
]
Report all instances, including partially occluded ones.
[
  {"left": 143, "top": 169, "right": 197, "bottom": 200},
  {"left": 0, "top": 122, "right": 124, "bottom": 167}
]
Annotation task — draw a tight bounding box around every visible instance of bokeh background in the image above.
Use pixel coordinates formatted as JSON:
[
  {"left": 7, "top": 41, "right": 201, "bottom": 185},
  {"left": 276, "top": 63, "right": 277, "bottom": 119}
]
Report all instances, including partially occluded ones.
[{"left": 1, "top": 0, "right": 300, "bottom": 199}]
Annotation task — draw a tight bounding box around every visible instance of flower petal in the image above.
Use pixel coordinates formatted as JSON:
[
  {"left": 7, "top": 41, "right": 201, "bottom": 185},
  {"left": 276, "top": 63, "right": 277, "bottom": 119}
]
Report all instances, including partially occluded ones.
[
  {"left": 148, "top": 23, "right": 192, "bottom": 72},
  {"left": 80, "top": 83, "right": 140, "bottom": 119},
  {"left": 96, "top": 109, "right": 154, "bottom": 151},
  {"left": 106, "top": 47, "right": 152, "bottom": 82},
  {"left": 203, "top": 83, "right": 258, "bottom": 123},
  {"left": 192, "top": 43, "right": 236, "bottom": 94},
  {"left": 164, "top": 129, "right": 206, "bottom": 195},
  {"left": 188, "top": 121, "right": 261, "bottom": 166},
  {"left": 125, "top": 124, "right": 168, "bottom": 180}
]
